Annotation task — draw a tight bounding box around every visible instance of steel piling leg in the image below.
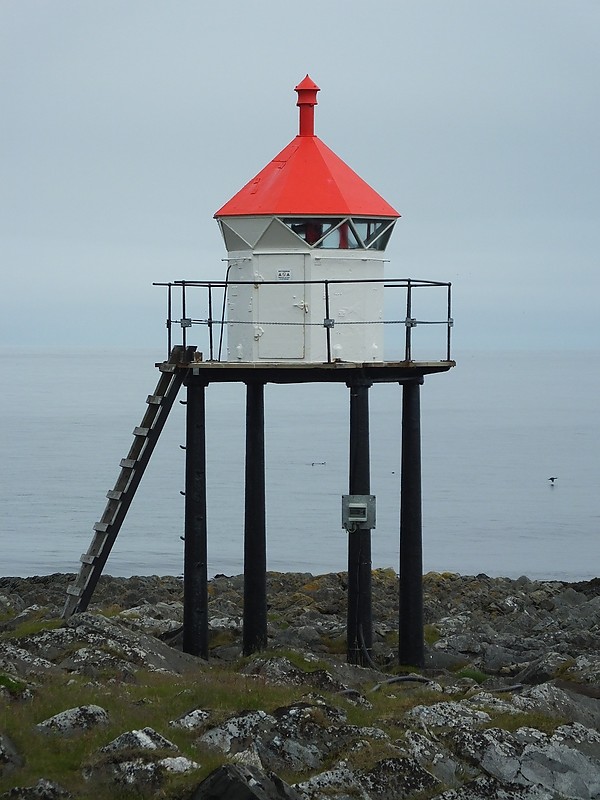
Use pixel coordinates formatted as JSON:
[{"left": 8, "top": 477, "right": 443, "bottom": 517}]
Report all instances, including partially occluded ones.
[
  {"left": 347, "top": 381, "right": 373, "bottom": 666},
  {"left": 399, "top": 378, "right": 424, "bottom": 668},
  {"left": 243, "top": 381, "right": 268, "bottom": 656},
  {"left": 183, "top": 380, "right": 209, "bottom": 658}
]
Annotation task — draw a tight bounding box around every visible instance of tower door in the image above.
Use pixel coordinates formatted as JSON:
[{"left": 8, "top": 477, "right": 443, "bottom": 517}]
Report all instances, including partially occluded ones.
[{"left": 256, "top": 254, "right": 306, "bottom": 359}]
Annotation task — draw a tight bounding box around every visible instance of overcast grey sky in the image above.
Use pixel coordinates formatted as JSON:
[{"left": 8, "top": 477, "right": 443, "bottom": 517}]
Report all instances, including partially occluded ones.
[{"left": 1, "top": 1, "right": 598, "bottom": 351}]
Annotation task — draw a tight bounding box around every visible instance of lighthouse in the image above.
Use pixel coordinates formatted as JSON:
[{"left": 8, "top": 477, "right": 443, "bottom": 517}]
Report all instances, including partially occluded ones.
[
  {"left": 215, "top": 76, "right": 400, "bottom": 363},
  {"left": 64, "top": 76, "right": 455, "bottom": 672}
]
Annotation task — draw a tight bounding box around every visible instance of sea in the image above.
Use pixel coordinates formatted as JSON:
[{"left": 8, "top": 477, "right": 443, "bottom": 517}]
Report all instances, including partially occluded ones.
[{"left": 1, "top": 347, "right": 599, "bottom": 582}]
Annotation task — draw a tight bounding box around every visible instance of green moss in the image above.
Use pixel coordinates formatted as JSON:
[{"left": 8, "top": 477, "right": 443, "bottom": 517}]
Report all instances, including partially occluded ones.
[
  {"left": 0, "top": 672, "right": 28, "bottom": 696},
  {"left": 453, "top": 666, "right": 489, "bottom": 684},
  {"left": 208, "top": 628, "right": 237, "bottom": 649},
  {"left": 383, "top": 630, "right": 399, "bottom": 647},
  {"left": 319, "top": 633, "right": 347, "bottom": 655}
]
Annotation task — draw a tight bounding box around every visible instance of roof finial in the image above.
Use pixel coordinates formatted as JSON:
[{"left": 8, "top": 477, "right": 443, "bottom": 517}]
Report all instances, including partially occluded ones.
[{"left": 295, "top": 75, "right": 320, "bottom": 137}]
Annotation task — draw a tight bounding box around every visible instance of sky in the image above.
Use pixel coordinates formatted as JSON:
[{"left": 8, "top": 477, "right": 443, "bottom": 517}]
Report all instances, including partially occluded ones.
[{"left": 1, "top": 0, "right": 599, "bottom": 352}]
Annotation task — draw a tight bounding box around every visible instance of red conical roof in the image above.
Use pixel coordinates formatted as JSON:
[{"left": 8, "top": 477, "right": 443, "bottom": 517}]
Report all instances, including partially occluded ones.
[{"left": 214, "top": 76, "right": 400, "bottom": 219}]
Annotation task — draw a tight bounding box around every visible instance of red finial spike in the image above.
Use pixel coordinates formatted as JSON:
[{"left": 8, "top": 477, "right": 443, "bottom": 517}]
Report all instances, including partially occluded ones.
[{"left": 294, "top": 75, "right": 320, "bottom": 137}]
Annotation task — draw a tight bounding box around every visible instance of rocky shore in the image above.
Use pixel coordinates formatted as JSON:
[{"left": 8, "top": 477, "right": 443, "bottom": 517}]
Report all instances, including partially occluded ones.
[{"left": 1, "top": 570, "right": 600, "bottom": 799}]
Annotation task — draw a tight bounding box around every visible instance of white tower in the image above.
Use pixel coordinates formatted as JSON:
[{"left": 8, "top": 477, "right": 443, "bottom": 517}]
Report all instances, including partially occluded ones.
[{"left": 214, "top": 76, "right": 400, "bottom": 363}]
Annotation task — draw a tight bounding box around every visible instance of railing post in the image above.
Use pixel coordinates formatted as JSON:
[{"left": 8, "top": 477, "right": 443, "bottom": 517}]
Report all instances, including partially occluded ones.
[
  {"left": 324, "top": 280, "right": 332, "bottom": 363},
  {"left": 218, "top": 266, "right": 232, "bottom": 362},
  {"left": 405, "top": 279, "right": 412, "bottom": 361},
  {"left": 208, "top": 284, "right": 214, "bottom": 361},
  {"left": 447, "top": 283, "right": 452, "bottom": 362},
  {"left": 167, "top": 283, "right": 173, "bottom": 357},
  {"left": 181, "top": 280, "right": 187, "bottom": 351}
]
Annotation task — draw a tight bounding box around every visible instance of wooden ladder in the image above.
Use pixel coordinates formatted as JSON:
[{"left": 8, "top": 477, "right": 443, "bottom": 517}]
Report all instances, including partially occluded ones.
[{"left": 62, "top": 350, "right": 188, "bottom": 618}]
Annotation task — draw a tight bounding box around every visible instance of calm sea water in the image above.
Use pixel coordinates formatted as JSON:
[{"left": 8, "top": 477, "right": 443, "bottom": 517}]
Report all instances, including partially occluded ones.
[{"left": 1, "top": 347, "right": 599, "bottom": 581}]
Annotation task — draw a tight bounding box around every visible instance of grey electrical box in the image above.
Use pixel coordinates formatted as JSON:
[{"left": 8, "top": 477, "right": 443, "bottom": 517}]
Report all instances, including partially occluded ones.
[{"left": 342, "top": 494, "right": 376, "bottom": 532}]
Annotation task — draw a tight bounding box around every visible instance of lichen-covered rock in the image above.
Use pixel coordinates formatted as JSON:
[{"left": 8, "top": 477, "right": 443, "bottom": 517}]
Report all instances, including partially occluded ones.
[
  {"left": 294, "top": 761, "right": 365, "bottom": 799},
  {"left": 36, "top": 704, "right": 109, "bottom": 734},
  {"left": 405, "top": 700, "right": 492, "bottom": 730},
  {"left": 466, "top": 690, "right": 525, "bottom": 715},
  {"left": 240, "top": 656, "right": 371, "bottom": 706},
  {"left": 190, "top": 763, "right": 303, "bottom": 800},
  {"left": 117, "top": 601, "right": 183, "bottom": 636},
  {"left": 404, "top": 730, "right": 472, "bottom": 788},
  {"left": 0, "top": 778, "right": 72, "bottom": 799},
  {"left": 295, "top": 756, "right": 439, "bottom": 800},
  {"left": 83, "top": 754, "right": 199, "bottom": 791},
  {"left": 200, "top": 701, "right": 387, "bottom": 775},
  {"left": 560, "top": 655, "right": 600, "bottom": 685},
  {"left": 450, "top": 724, "right": 600, "bottom": 798},
  {"left": 359, "top": 757, "right": 440, "bottom": 800},
  {"left": 513, "top": 682, "right": 600, "bottom": 728},
  {"left": 200, "top": 709, "right": 276, "bottom": 760},
  {"left": 434, "top": 774, "right": 555, "bottom": 799},
  {"left": 100, "top": 727, "right": 177, "bottom": 753},
  {"left": 3, "top": 611, "right": 200, "bottom": 682},
  {"left": 0, "top": 642, "right": 59, "bottom": 678},
  {"left": 83, "top": 727, "right": 200, "bottom": 791},
  {"left": 0, "top": 733, "right": 23, "bottom": 776},
  {"left": 169, "top": 707, "right": 211, "bottom": 730},
  {"left": 63, "top": 613, "right": 198, "bottom": 674},
  {"left": 0, "top": 593, "right": 23, "bottom": 617},
  {"left": 514, "top": 652, "right": 573, "bottom": 685}
]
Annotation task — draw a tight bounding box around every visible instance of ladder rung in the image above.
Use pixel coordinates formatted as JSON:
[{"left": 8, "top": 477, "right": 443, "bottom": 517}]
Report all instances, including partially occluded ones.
[
  {"left": 133, "top": 427, "right": 150, "bottom": 437},
  {"left": 80, "top": 553, "right": 97, "bottom": 565},
  {"left": 106, "top": 489, "right": 123, "bottom": 500},
  {"left": 146, "top": 395, "right": 163, "bottom": 405},
  {"left": 66, "top": 585, "right": 83, "bottom": 597},
  {"left": 120, "top": 458, "right": 137, "bottom": 469},
  {"left": 93, "top": 522, "right": 109, "bottom": 533}
]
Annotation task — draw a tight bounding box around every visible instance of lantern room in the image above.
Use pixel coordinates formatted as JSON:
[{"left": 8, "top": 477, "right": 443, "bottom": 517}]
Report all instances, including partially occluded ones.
[{"left": 214, "top": 76, "right": 400, "bottom": 363}]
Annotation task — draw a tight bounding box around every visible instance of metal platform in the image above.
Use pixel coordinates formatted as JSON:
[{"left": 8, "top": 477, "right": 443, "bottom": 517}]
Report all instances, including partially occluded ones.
[{"left": 158, "top": 355, "right": 455, "bottom": 385}]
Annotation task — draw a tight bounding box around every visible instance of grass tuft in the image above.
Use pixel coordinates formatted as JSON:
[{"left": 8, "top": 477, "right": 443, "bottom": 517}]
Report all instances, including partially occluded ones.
[{"left": 485, "top": 711, "right": 565, "bottom": 734}]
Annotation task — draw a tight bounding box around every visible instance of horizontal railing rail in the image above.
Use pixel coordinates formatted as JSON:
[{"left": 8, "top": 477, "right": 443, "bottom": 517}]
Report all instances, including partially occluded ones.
[{"left": 153, "top": 277, "right": 453, "bottom": 363}]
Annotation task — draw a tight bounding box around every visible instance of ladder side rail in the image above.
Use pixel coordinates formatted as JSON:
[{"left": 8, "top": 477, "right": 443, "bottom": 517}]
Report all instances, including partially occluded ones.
[
  {"left": 63, "top": 368, "right": 185, "bottom": 617},
  {"left": 92, "top": 372, "right": 177, "bottom": 529}
]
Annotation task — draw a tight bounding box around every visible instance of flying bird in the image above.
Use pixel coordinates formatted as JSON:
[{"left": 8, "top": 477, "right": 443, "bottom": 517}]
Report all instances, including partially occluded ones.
[{"left": 548, "top": 477, "right": 557, "bottom": 484}]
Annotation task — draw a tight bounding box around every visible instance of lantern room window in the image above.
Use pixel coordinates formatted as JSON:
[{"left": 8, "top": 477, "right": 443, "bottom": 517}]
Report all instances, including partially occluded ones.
[
  {"left": 281, "top": 217, "right": 395, "bottom": 250},
  {"left": 352, "top": 219, "right": 395, "bottom": 250}
]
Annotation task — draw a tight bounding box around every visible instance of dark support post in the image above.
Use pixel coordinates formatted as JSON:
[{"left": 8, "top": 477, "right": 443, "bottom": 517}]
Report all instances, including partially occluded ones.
[
  {"left": 399, "top": 378, "right": 424, "bottom": 668},
  {"left": 243, "top": 381, "right": 268, "bottom": 655},
  {"left": 183, "top": 380, "right": 209, "bottom": 658},
  {"left": 347, "top": 381, "right": 373, "bottom": 666}
]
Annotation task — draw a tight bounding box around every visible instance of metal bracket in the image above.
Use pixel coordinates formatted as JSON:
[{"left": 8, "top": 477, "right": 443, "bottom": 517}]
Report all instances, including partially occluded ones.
[{"left": 323, "top": 318, "right": 335, "bottom": 329}]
